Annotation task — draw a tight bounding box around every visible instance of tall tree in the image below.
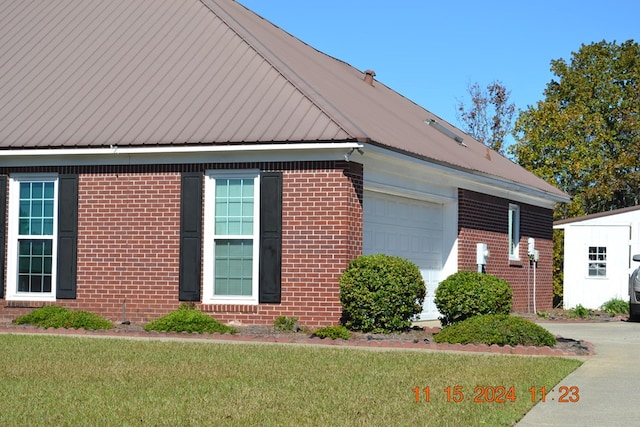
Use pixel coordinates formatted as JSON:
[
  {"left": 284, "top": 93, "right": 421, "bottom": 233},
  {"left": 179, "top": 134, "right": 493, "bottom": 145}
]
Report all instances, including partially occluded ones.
[
  {"left": 456, "top": 81, "right": 516, "bottom": 154},
  {"left": 511, "top": 40, "right": 640, "bottom": 219}
]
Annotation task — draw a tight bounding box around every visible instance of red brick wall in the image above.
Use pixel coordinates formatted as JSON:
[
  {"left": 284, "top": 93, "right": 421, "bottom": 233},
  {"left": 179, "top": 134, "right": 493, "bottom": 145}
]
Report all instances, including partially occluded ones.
[
  {"left": 70, "top": 172, "right": 182, "bottom": 321},
  {"left": 1, "top": 166, "right": 555, "bottom": 325},
  {"left": 0, "top": 161, "right": 363, "bottom": 327},
  {"left": 0, "top": 167, "right": 184, "bottom": 323},
  {"left": 457, "top": 189, "right": 554, "bottom": 313},
  {"left": 202, "top": 161, "right": 363, "bottom": 326}
]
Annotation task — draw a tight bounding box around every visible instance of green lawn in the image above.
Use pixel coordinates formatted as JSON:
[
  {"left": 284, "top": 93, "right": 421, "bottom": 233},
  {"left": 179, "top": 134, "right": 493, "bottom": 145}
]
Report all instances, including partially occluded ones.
[{"left": 0, "top": 334, "right": 581, "bottom": 426}]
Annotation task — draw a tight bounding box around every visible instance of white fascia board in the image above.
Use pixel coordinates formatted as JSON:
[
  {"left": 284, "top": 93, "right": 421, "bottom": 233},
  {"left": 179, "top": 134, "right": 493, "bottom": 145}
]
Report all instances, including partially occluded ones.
[
  {"left": 0, "top": 142, "right": 364, "bottom": 167},
  {"left": 362, "top": 143, "right": 568, "bottom": 209},
  {"left": 364, "top": 181, "right": 455, "bottom": 204}
]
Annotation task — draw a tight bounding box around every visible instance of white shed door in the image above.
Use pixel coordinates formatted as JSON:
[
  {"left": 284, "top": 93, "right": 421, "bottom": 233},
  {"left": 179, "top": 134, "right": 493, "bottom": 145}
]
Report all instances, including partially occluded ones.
[{"left": 363, "top": 191, "right": 443, "bottom": 320}]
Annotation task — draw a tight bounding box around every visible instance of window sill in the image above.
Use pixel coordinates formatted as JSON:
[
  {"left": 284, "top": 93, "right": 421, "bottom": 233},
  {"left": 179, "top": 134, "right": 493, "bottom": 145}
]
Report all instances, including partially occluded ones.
[
  {"left": 509, "top": 259, "right": 523, "bottom": 267},
  {"left": 200, "top": 304, "right": 259, "bottom": 314},
  {"left": 5, "top": 300, "right": 53, "bottom": 308},
  {"left": 202, "top": 297, "right": 259, "bottom": 306}
]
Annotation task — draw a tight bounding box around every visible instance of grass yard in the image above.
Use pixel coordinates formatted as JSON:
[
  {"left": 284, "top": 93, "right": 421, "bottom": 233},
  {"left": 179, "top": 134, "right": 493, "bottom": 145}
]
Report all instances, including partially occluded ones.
[{"left": 0, "top": 335, "right": 581, "bottom": 426}]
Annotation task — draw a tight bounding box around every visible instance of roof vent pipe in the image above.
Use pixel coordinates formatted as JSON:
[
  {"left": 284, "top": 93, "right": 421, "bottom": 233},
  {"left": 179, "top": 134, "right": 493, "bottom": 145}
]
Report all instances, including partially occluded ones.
[{"left": 364, "top": 70, "right": 376, "bottom": 86}]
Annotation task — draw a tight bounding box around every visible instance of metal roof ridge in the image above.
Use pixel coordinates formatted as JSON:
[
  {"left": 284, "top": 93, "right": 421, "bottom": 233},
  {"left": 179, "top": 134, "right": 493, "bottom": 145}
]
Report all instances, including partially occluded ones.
[{"left": 199, "top": 0, "right": 369, "bottom": 141}]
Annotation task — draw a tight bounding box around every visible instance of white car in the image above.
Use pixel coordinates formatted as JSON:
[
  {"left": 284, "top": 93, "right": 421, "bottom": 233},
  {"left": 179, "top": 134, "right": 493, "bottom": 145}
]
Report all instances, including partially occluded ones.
[{"left": 630, "top": 254, "right": 640, "bottom": 321}]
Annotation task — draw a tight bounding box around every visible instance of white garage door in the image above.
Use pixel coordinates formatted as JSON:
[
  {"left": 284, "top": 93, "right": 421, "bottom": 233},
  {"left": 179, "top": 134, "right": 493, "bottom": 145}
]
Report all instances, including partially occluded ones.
[{"left": 363, "top": 190, "right": 443, "bottom": 320}]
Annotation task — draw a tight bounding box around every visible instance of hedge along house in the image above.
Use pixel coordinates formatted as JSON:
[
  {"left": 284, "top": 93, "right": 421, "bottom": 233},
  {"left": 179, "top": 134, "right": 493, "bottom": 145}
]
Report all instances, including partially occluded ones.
[{"left": 0, "top": 0, "right": 569, "bottom": 326}]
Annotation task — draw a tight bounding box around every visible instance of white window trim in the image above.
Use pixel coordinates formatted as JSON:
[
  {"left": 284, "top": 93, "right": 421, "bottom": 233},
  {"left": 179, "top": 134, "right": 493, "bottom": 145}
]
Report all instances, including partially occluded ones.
[
  {"left": 202, "top": 170, "right": 260, "bottom": 305},
  {"left": 6, "top": 174, "right": 59, "bottom": 301},
  {"left": 508, "top": 204, "right": 520, "bottom": 261}
]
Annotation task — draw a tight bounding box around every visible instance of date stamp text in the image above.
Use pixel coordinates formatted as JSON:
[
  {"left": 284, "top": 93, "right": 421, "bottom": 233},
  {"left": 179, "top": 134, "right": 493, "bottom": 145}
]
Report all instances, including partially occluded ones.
[{"left": 412, "top": 385, "right": 580, "bottom": 403}]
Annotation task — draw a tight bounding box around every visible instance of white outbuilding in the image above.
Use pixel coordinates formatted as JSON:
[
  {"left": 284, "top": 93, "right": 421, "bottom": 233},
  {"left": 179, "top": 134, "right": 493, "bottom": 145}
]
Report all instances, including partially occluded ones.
[{"left": 554, "top": 206, "right": 640, "bottom": 310}]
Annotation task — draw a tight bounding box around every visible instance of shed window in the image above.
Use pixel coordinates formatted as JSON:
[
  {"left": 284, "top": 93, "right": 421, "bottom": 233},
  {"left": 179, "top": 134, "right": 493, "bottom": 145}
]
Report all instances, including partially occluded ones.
[{"left": 588, "top": 246, "right": 607, "bottom": 277}]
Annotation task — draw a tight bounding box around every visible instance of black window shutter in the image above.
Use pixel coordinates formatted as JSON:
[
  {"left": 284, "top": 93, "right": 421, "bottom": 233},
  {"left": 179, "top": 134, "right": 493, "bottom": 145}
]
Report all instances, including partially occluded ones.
[
  {"left": 179, "top": 172, "right": 202, "bottom": 301},
  {"left": 0, "top": 176, "right": 6, "bottom": 299},
  {"left": 57, "top": 174, "right": 78, "bottom": 299},
  {"left": 259, "top": 172, "right": 282, "bottom": 303}
]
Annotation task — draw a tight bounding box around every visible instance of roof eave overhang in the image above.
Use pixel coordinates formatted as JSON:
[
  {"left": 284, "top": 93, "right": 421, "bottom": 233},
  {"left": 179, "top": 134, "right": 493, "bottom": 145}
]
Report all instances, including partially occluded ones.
[
  {"left": 0, "top": 142, "right": 365, "bottom": 157},
  {"left": 363, "top": 141, "right": 571, "bottom": 208},
  {"left": 459, "top": 168, "right": 572, "bottom": 206},
  {"left": 0, "top": 142, "right": 365, "bottom": 166}
]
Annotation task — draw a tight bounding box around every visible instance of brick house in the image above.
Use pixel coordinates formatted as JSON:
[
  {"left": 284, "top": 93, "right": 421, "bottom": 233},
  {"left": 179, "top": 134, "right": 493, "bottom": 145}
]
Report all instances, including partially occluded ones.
[{"left": 0, "top": 0, "right": 569, "bottom": 326}]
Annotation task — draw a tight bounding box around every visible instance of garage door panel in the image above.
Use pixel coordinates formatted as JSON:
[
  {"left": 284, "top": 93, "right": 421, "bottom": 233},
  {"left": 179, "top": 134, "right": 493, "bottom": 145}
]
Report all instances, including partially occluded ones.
[{"left": 363, "top": 191, "right": 443, "bottom": 320}]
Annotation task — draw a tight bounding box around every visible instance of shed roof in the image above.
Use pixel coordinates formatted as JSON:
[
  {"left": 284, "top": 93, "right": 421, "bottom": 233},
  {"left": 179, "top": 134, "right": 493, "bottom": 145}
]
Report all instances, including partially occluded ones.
[
  {"left": 554, "top": 205, "right": 640, "bottom": 227},
  {"left": 0, "top": 0, "right": 568, "bottom": 201}
]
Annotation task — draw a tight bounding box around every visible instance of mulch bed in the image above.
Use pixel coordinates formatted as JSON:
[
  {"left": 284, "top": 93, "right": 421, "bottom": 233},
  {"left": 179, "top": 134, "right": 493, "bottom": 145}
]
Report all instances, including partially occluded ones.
[
  {"left": 233, "top": 323, "right": 595, "bottom": 356},
  {"left": 0, "top": 312, "right": 608, "bottom": 357}
]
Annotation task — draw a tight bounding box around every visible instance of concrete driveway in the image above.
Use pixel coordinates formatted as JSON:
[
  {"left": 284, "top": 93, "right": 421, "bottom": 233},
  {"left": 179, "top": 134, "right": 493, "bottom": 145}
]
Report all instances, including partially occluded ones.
[{"left": 517, "top": 321, "right": 640, "bottom": 426}]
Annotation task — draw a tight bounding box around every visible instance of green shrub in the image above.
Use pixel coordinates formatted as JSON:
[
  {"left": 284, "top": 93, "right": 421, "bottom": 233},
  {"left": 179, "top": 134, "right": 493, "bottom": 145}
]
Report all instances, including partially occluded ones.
[
  {"left": 600, "top": 298, "right": 629, "bottom": 315},
  {"left": 339, "top": 254, "right": 426, "bottom": 333},
  {"left": 433, "top": 314, "right": 556, "bottom": 347},
  {"left": 536, "top": 311, "right": 550, "bottom": 319},
  {"left": 434, "top": 271, "right": 512, "bottom": 326},
  {"left": 273, "top": 316, "right": 299, "bottom": 331},
  {"left": 568, "top": 304, "right": 590, "bottom": 318},
  {"left": 14, "top": 306, "right": 114, "bottom": 330},
  {"left": 312, "top": 325, "right": 351, "bottom": 340},
  {"left": 144, "top": 305, "right": 237, "bottom": 334}
]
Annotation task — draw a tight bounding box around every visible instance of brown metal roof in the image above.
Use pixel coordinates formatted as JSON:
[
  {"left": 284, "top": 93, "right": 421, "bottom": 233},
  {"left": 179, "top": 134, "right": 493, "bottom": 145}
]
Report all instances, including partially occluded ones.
[
  {"left": 0, "top": 0, "right": 568, "bottom": 200},
  {"left": 554, "top": 205, "right": 640, "bottom": 226},
  {"left": 0, "top": 0, "right": 351, "bottom": 147}
]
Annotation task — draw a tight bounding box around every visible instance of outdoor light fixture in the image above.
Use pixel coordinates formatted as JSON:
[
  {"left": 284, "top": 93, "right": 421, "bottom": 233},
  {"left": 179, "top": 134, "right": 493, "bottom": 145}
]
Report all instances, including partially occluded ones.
[{"left": 425, "top": 119, "right": 466, "bottom": 146}]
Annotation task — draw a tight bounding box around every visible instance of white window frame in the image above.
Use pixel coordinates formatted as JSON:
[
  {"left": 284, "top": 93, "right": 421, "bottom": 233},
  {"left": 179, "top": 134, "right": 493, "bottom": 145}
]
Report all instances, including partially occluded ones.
[
  {"left": 202, "top": 170, "right": 260, "bottom": 305},
  {"left": 587, "top": 246, "right": 607, "bottom": 278},
  {"left": 6, "top": 174, "right": 59, "bottom": 301},
  {"left": 508, "top": 204, "right": 520, "bottom": 260}
]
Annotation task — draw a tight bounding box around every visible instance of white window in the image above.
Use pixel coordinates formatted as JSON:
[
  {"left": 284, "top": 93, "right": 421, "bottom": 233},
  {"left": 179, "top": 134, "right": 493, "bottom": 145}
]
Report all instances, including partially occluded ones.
[
  {"left": 6, "top": 175, "right": 58, "bottom": 301},
  {"left": 508, "top": 204, "right": 520, "bottom": 260},
  {"left": 202, "top": 171, "right": 260, "bottom": 304},
  {"left": 588, "top": 246, "right": 607, "bottom": 277}
]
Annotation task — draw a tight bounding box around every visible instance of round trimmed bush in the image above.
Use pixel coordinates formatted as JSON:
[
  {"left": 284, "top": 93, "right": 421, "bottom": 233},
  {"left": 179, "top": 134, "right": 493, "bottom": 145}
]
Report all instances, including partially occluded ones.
[
  {"left": 339, "top": 254, "right": 426, "bottom": 333},
  {"left": 433, "top": 314, "right": 556, "bottom": 347},
  {"left": 434, "top": 271, "right": 512, "bottom": 326}
]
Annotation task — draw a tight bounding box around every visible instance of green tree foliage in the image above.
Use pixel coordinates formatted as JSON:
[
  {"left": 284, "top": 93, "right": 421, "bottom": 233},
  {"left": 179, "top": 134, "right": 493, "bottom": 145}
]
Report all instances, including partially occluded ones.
[
  {"left": 552, "top": 229, "right": 564, "bottom": 307},
  {"left": 512, "top": 40, "right": 640, "bottom": 218},
  {"left": 456, "top": 80, "right": 516, "bottom": 154}
]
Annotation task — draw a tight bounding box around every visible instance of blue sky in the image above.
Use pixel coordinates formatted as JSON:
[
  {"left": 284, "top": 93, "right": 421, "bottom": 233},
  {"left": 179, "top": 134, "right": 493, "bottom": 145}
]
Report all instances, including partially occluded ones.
[{"left": 238, "top": 1, "right": 639, "bottom": 130}]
